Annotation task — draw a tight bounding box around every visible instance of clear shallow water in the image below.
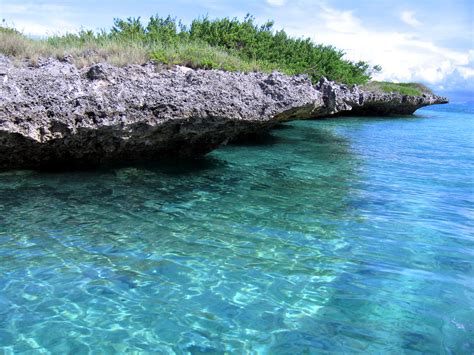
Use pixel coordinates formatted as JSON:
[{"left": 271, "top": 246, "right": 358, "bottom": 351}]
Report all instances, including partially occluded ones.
[{"left": 0, "top": 103, "right": 473, "bottom": 354}]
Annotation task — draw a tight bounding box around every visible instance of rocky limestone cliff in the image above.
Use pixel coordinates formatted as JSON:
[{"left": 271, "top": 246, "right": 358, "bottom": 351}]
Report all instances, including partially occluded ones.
[{"left": 0, "top": 56, "right": 448, "bottom": 169}]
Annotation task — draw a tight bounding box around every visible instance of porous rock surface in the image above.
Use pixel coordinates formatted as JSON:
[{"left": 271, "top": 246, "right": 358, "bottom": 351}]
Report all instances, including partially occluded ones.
[{"left": 0, "top": 56, "right": 447, "bottom": 169}]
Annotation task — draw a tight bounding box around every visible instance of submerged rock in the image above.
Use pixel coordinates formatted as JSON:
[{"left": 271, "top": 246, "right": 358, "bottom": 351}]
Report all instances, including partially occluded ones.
[{"left": 0, "top": 56, "right": 447, "bottom": 169}]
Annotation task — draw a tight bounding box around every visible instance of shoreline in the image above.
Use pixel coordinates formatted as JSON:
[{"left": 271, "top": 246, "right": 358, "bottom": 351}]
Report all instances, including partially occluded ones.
[{"left": 0, "top": 56, "right": 448, "bottom": 170}]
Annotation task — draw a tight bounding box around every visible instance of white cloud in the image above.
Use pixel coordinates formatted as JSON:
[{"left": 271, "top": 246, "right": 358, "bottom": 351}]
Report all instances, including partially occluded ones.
[
  {"left": 260, "top": 1, "right": 472, "bottom": 90},
  {"left": 0, "top": 4, "right": 29, "bottom": 14},
  {"left": 1, "top": 2, "right": 78, "bottom": 35},
  {"left": 266, "top": 0, "right": 286, "bottom": 7},
  {"left": 8, "top": 19, "right": 78, "bottom": 36},
  {"left": 401, "top": 11, "right": 422, "bottom": 27},
  {"left": 319, "top": 4, "right": 359, "bottom": 34},
  {"left": 1, "top": 2, "right": 70, "bottom": 15}
]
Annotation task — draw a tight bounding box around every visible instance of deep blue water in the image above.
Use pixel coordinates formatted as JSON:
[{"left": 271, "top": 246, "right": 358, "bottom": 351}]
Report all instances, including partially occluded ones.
[{"left": 0, "top": 102, "right": 473, "bottom": 353}]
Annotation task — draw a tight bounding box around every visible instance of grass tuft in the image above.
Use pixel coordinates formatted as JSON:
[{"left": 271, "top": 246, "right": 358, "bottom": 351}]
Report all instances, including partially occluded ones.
[
  {"left": 150, "top": 41, "right": 274, "bottom": 72},
  {"left": 362, "top": 81, "right": 433, "bottom": 96},
  {"left": 0, "top": 27, "right": 149, "bottom": 67}
]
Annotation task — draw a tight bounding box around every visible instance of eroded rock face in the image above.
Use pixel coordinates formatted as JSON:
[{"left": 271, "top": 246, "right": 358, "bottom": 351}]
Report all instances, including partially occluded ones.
[
  {"left": 314, "top": 78, "right": 448, "bottom": 117},
  {"left": 0, "top": 56, "right": 447, "bottom": 169}
]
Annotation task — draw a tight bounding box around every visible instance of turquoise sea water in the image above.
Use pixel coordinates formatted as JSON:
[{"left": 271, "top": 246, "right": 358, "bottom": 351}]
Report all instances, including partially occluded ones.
[{"left": 0, "top": 103, "right": 473, "bottom": 353}]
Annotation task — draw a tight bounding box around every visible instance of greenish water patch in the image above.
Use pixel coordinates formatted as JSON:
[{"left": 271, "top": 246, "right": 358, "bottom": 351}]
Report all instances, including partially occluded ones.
[{"left": 0, "top": 105, "right": 473, "bottom": 353}]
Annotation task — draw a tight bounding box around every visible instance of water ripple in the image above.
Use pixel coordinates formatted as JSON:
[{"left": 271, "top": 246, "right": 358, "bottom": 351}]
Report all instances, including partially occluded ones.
[{"left": 0, "top": 105, "right": 473, "bottom": 353}]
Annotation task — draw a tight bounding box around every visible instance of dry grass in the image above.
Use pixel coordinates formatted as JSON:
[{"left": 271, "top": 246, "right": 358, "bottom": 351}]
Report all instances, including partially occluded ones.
[
  {"left": 0, "top": 26, "right": 275, "bottom": 73},
  {"left": 0, "top": 27, "right": 149, "bottom": 67}
]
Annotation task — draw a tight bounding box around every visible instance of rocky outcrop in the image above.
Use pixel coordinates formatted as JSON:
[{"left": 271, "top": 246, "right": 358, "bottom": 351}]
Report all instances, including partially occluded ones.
[
  {"left": 0, "top": 56, "right": 447, "bottom": 169},
  {"left": 314, "top": 78, "right": 447, "bottom": 117}
]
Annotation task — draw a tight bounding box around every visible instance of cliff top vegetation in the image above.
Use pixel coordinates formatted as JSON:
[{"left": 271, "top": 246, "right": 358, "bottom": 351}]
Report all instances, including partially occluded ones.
[
  {"left": 1, "top": 15, "right": 380, "bottom": 85},
  {"left": 362, "top": 81, "right": 433, "bottom": 96},
  {"left": 0, "top": 15, "right": 432, "bottom": 95}
]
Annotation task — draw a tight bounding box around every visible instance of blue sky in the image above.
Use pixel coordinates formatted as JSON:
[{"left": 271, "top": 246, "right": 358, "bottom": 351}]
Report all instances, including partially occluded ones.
[{"left": 1, "top": 0, "right": 473, "bottom": 92}]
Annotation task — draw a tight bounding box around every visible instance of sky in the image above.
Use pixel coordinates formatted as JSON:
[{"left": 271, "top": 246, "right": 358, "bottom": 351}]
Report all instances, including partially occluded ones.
[{"left": 1, "top": 0, "right": 473, "bottom": 94}]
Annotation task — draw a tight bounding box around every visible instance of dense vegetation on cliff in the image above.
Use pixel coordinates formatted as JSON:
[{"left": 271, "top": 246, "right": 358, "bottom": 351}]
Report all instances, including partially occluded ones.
[{"left": 0, "top": 15, "right": 380, "bottom": 85}]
